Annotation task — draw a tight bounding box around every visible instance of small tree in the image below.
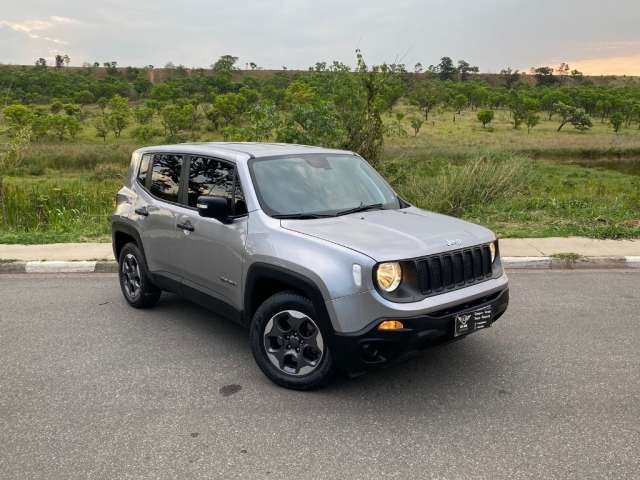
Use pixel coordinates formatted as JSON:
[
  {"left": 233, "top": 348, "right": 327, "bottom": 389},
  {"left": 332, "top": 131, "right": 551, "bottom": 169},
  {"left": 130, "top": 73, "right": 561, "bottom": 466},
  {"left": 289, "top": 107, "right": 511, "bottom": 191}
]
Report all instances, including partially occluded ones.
[
  {"left": 532, "top": 66, "right": 556, "bottom": 86},
  {"left": 388, "top": 112, "right": 407, "bottom": 137},
  {"left": 436, "top": 57, "right": 457, "bottom": 81},
  {"left": 134, "top": 106, "right": 155, "bottom": 125},
  {"left": 65, "top": 116, "right": 81, "bottom": 139},
  {"left": 211, "top": 92, "right": 245, "bottom": 128},
  {"left": 0, "top": 126, "right": 31, "bottom": 172},
  {"left": 457, "top": 60, "right": 479, "bottom": 81},
  {"left": 525, "top": 112, "right": 540, "bottom": 133},
  {"left": 499, "top": 67, "right": 520, "bottom": 89},
  {"left": 49, "top": 114, "right": 68, "bottom": 140},
  {"left": 477, "top": 109, "right": 494, "bottom": 128},
  {"left": 160, "top": 103, "right": 191, "bottom": 140},
  {"left": 212, "top": 55, "right": 239, "bottom": 72},
  {"left": 31, "top": 107, "right": 51, "bottom": 140},
  {"left": 106, "top": 95, "right": 131, "bottom": 137},
  {"left": 3, "top": 104, "right": 34, "bottom": 133},
  {"left": 94, "top": 115, "right": 109, "bottom": 142},
  {"left": 408, "top": 81, "right": 445, "bottom": 120},
  {"left": 410, "top": 117, "right": 424, "bottom": 136},
  {"left": 610, "top": 112, "right": 624, "bottom": 133},
  {"left": 451, "top": 94, "right": 467, "bottom": 122},
  {"left": 132, "top": 125, "right": 158, "bottom": 142},
  {"left": 554, "top": 102, "right": 593, "bottom": 132}
]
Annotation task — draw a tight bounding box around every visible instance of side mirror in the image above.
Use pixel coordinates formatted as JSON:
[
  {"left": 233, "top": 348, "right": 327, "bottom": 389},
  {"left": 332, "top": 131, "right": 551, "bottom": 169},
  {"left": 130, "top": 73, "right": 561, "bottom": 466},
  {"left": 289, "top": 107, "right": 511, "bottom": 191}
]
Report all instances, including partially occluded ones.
[{"left": 197, "top": 196, "right": 230, "bottom": 223}]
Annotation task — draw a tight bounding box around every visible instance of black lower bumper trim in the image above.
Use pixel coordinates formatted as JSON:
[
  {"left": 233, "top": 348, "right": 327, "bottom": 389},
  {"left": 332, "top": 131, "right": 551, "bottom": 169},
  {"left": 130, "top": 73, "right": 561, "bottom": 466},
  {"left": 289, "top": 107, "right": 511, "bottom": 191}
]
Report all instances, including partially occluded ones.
[{"left": 332, "top": 288, "right": 509, "bottom": 375}]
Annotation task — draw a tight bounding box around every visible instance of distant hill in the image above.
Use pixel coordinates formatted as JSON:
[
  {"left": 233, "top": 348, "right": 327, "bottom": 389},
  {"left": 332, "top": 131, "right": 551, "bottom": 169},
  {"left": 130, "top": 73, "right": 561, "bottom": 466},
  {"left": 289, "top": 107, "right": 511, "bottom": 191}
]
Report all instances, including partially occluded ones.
[{"left": 1, "top": 63, "right": 639, "bottom": 88}]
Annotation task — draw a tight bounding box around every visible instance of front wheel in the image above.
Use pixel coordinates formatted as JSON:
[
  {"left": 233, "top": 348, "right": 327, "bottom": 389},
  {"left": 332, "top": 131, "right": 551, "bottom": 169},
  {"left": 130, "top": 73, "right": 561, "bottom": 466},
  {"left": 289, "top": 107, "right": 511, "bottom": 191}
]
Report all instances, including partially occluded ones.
[{"left": 250, "top": 292, "right": 335, "bottom": 390}]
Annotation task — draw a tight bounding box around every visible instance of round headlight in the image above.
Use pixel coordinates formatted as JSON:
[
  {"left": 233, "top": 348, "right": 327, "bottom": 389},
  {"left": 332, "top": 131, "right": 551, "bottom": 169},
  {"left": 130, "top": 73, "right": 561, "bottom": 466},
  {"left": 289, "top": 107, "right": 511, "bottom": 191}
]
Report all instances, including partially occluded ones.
[
  {"left": 489, "top": 241, "right": 497, "bottom": 263},
  {"left": 376, "top": 262, "right": 402, "bottom": 292}
]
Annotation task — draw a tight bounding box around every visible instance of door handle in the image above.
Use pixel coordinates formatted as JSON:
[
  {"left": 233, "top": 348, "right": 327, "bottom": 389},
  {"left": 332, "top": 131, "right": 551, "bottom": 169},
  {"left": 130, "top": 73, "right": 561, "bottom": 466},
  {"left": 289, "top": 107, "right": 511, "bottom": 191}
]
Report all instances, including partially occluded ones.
[
  {"left": 134, "top": 206, "right": 149, "bottom": 217},
  {"left": 176, "top": 221, "right": 195, "bottom": 232}
]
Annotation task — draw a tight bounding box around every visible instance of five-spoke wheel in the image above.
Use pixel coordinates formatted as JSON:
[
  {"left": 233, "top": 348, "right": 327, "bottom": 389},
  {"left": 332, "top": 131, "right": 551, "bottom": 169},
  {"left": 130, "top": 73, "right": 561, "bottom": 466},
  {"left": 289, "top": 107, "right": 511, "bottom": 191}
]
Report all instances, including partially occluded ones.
[
  {"left": 118, "top": 242, "right": 161, "bottom": 309},
  {"left": 250, "top": 291, "right": 335, "bottom": 389},
  {"left": 263, "top": 310, "right": 325, "bottom": 376},
  {"left": 121, "top": 253, "right": 142, "bottom": 299}
]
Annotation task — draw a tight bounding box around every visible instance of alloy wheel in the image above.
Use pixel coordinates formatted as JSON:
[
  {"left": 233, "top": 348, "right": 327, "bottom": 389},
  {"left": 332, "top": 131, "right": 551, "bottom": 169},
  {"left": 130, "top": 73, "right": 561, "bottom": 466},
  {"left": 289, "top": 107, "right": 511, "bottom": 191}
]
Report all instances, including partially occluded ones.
[
  {"left": 121, "top": 253, "right": 142, "bottom": 299},
  {"left": 263, "top": 310, "right": 325, "bottom": 376}
]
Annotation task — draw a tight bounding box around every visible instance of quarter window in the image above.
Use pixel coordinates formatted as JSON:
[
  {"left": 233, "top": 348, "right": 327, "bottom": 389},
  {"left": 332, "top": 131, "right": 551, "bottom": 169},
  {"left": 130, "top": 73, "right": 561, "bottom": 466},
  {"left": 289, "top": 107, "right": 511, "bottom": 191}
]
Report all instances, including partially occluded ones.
[
  {"left": 137, "top": 154, "right": 151, "bottom": 186},
  {"left": 150, "top": 154, "right": 183, "bottom": 203}
]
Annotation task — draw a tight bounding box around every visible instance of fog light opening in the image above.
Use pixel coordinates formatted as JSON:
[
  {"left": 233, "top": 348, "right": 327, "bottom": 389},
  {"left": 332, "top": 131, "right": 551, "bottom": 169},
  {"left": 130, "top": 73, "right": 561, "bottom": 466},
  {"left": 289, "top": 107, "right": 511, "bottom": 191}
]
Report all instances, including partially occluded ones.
[
  {"left": 361, "top": 342, "right": 381, "bottom": 362},
  {"left": 377, "top": 320, "right": 404, "bottom": 331}
]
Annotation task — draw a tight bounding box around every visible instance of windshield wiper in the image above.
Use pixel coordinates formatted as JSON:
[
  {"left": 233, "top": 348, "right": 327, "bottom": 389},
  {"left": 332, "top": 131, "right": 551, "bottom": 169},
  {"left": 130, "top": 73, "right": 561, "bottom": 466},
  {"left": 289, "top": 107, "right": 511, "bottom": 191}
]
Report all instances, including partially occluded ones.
[
  {"left": 272, "top": 213, "right": 334, "bottom": 220},
  {"left": 334, "top": 203, "right": 385, "bottom": 217}
]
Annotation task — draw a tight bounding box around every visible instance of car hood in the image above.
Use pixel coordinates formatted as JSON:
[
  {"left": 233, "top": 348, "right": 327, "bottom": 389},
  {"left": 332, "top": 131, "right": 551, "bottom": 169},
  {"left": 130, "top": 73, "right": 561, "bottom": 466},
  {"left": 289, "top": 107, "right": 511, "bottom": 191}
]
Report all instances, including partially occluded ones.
[{"left": 281, "top": 207, "right": 495, "bottom": 262}]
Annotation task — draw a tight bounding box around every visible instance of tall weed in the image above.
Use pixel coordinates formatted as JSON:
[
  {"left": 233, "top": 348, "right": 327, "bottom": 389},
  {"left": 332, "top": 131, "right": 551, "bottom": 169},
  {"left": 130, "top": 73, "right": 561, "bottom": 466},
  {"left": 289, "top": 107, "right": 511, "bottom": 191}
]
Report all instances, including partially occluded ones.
[{"left": 383, "top": 153, "right": 533, "bottom": 215}]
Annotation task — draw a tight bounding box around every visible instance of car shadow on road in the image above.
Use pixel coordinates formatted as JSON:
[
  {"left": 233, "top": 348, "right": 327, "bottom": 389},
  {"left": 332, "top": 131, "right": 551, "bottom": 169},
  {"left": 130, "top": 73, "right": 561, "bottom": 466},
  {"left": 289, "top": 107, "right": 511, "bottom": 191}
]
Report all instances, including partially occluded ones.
[{"left": 149, "top": 293, "right": 513, "bottom": 404}]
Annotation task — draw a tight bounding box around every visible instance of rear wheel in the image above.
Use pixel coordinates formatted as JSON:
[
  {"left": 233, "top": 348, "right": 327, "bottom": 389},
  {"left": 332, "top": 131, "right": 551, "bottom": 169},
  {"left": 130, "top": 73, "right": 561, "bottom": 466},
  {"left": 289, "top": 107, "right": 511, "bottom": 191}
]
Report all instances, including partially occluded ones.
[
  {"left": 118, "top": 242, "right": 161, "bottom": 309},
  {"left": 250, "top": 292, "right": 335, "bottom": 390}
]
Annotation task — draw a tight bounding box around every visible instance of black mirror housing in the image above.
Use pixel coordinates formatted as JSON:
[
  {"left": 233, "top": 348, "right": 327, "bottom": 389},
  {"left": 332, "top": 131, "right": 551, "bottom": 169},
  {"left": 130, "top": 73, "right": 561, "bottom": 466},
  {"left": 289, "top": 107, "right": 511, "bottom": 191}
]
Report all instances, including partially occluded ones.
[{"left": 197, "top": 196, "right": 230, "bottom": 222}]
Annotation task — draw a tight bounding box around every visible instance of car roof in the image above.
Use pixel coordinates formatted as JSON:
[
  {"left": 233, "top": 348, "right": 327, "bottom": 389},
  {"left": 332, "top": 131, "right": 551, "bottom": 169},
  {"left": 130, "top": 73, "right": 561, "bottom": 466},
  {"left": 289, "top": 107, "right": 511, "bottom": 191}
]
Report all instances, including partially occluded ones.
[{"left": 135, "top": 142, "right": 355, "bottom": 162}]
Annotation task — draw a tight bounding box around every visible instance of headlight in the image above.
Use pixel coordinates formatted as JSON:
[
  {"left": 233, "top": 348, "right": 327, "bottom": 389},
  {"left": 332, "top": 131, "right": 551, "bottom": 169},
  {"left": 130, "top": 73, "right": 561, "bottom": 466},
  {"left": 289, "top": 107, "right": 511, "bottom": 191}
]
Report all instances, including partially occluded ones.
[
  {"left": 489, "top": 241, "right": 497, "bottom": 263},
  {"left": 376, "top": 262, "right": 402, "bottom": 292}
]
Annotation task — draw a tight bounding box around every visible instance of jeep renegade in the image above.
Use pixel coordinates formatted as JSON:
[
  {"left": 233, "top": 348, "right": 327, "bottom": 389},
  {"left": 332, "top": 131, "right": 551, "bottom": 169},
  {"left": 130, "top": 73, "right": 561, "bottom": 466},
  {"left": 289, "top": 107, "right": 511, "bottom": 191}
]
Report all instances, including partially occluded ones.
[{"left": 112, "top": 143, "right": 509, "bottom": 389}]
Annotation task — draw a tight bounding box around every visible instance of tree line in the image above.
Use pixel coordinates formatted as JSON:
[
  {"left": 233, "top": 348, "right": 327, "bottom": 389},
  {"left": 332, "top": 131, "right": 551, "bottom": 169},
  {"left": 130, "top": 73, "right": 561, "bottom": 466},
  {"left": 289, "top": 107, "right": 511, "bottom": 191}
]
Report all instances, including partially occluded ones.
[{"left": 2, "top": 53, "right": 640, "bottom": 164}]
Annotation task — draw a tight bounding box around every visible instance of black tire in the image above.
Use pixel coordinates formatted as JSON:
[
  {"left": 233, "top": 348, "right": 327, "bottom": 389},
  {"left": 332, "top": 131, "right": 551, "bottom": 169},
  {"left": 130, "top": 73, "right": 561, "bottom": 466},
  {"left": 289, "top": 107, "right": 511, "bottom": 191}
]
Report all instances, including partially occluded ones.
[
  {"left": 250, "top": 291, "right": 335, "bottom": 390},
  {"left": 118, "top": 242, "right": 161, "bottom": 309}
]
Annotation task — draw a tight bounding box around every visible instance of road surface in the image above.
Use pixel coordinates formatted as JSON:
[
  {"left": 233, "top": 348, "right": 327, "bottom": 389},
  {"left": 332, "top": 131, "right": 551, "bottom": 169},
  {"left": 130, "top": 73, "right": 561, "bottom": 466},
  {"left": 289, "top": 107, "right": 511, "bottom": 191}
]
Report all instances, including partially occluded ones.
[{"left": 1, "top": 271, "right": 639, "bottom": 479}]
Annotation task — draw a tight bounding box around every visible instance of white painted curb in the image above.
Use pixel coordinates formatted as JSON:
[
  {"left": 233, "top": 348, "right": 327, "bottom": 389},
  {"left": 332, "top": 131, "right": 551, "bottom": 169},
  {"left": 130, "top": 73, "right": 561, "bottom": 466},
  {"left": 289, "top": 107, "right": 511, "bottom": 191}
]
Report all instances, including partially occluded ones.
[
  {"left": 25, "top": 261, "right": 97, "bottom": 273},
  {"left": 626, "top": 256, "right": 640, "bottom": 268},
  {"left": 1, "top": 257, "right": 638, "bottom": 274},
  {"left": 502, "top": 257, "right": 552, "bottom": 268}
]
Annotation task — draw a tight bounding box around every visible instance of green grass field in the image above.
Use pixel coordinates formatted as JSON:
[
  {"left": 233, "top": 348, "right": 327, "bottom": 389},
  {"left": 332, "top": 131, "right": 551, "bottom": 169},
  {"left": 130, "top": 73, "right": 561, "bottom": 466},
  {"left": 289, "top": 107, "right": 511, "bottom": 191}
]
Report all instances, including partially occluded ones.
[{"left": 1, "top": 107, "right": 639, "bottom": 244}]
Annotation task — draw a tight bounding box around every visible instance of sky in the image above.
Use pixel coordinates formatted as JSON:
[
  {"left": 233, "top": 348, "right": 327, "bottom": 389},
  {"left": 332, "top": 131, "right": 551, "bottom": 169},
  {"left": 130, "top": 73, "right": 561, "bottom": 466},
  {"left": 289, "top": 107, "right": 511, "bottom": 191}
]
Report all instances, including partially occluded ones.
[{"left": 1, "top": 0, "right": 639, "bottom": 75}]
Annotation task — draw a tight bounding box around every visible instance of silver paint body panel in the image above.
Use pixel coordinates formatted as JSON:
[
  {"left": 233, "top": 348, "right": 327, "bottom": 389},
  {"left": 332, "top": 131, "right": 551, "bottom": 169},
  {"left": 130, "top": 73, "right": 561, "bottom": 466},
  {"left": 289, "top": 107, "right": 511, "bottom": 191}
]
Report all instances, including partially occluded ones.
[{"left": 113, "top": 143, "right": 508, "bottom": 334}]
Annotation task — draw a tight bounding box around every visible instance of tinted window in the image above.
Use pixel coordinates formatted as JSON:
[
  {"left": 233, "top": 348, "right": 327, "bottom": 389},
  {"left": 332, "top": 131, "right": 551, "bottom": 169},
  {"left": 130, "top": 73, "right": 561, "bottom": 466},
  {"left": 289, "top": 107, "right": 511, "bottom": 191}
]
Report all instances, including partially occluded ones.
[
  {"left": 150, "top": 154, "right": 183, "bottom": 203},
  {"left": 137, "top": 154, "right": 150, "bottom": 185},
  {"left": 187, "top": 157, "right": 234, "bottom": 208}
]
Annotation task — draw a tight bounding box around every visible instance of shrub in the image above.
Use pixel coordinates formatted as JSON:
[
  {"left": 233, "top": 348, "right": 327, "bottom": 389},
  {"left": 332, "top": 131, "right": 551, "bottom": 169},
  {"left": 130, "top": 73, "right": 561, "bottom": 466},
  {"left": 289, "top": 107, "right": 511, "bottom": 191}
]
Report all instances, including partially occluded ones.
[
  {"left": 386, "top": 153, "right": 532, "bottom": 216},
  {"left": 477, "top": 109, "right": 494, "bottom": 128}
]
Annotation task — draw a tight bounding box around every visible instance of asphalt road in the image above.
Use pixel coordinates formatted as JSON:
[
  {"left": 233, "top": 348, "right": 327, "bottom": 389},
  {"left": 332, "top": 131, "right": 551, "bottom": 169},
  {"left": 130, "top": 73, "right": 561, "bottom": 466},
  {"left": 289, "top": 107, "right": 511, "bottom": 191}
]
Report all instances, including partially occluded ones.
[{"left": 1, "top": 271, "right": 639, "bottom": 480}]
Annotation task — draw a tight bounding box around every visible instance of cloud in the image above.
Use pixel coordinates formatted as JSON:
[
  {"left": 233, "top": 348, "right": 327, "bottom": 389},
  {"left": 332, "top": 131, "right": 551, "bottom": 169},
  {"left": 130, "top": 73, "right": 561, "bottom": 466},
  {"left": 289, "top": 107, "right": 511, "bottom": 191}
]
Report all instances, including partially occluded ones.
[
  {"left": 0, "top": 1, "right": 639, "bottom": 73},
  {"left": 0, "top": 16, "right": 77, "bottom": 46}
]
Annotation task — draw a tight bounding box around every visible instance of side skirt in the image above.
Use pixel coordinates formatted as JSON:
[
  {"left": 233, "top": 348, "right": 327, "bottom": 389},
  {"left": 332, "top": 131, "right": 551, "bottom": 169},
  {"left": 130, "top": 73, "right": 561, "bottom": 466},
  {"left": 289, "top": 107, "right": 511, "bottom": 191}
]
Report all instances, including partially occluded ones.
[{"left": 150, "top": 272, "right": 245, "bottom": 327}]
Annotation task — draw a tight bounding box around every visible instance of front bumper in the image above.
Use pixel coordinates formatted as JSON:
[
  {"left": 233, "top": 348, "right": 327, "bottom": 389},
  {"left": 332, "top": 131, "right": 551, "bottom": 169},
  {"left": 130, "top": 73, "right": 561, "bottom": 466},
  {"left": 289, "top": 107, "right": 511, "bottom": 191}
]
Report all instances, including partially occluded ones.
[{"left": 331, "top": 287, "right": 509, "bottom": 375}]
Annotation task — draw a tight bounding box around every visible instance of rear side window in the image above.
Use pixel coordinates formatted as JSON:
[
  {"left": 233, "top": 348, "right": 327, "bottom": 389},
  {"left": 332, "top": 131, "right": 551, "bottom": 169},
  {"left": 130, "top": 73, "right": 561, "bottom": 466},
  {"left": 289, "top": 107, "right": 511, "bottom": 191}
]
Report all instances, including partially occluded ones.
[
  {"left": 187, "top": 157, "right": 235, "bottom": 208},
  {"left": 137, "top": 154, "right": 151, "bottom": 185},
  {"left": 150, "top": 154, "right": 183, "bottom": 203}
]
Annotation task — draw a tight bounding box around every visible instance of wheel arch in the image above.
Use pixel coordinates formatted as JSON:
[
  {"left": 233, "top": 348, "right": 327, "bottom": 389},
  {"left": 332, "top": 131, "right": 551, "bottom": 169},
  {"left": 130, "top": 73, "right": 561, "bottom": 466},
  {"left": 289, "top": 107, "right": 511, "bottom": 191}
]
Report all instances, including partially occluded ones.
[
  {"left": 244, "top": 263, "right": 334, "bottom": 333},
  {"left": 111, "top": 218, "right": 147, "bottom": 263}
]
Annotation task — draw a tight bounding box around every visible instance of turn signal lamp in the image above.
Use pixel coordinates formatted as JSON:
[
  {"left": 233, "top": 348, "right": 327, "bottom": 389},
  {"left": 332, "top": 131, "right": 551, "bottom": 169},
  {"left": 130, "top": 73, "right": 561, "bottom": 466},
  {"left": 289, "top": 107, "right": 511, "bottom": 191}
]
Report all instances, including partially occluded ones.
[{"left": 378, "top": 320, "right": 405, "bottom": 331}]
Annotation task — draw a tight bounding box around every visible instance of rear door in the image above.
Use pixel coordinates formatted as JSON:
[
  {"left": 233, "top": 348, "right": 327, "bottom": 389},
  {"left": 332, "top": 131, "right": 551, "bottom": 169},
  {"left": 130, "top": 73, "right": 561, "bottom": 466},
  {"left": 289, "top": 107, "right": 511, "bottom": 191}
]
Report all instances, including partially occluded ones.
[
  {"left": 136, "top": 153, "right": 186, "bottom": 282},
  {"left": 176, "top": 155, "right": 248, "bottom": 311}
]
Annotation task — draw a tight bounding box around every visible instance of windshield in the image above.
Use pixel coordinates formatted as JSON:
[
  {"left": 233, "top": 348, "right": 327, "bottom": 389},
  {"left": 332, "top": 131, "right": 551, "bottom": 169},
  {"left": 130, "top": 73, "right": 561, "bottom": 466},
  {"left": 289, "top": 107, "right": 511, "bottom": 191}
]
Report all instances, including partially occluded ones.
[{"left": 249, "top": 154, "right": 401, "bottom": 217}]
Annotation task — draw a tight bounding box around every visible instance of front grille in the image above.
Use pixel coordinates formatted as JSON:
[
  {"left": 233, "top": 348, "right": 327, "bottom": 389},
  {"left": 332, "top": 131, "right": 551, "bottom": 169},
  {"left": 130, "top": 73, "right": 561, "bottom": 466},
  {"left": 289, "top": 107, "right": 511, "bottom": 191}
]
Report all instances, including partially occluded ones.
[{"left": 415, "top": 245, "right": 493, "bottom": 296}]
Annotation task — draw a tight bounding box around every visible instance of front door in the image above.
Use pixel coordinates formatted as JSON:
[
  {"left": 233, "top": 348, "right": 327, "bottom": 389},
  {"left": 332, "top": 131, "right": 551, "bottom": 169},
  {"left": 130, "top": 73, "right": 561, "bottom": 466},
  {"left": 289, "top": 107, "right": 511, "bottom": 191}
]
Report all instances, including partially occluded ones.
[{"left": 177, "top": 156, "right": 248, "bottom": 312}]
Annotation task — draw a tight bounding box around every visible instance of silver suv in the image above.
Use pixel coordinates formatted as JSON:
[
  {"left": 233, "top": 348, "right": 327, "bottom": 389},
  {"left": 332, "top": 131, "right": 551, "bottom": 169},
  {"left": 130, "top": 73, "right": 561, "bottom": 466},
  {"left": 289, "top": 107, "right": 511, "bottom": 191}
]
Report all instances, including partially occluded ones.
[{"left": 112, "top": 143, "right": 509, "bottom": 389}]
